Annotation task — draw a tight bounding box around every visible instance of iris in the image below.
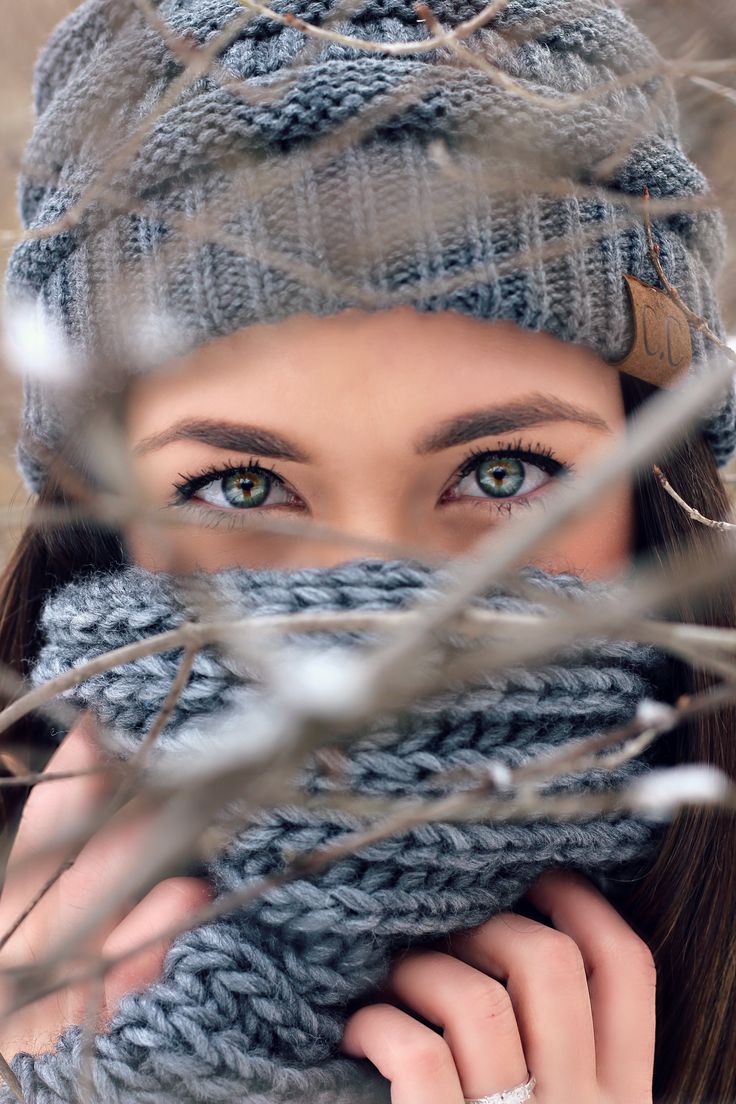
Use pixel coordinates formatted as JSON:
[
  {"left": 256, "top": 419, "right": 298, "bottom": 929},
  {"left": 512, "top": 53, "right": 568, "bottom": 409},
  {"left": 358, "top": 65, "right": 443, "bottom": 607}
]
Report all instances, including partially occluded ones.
[
  {"left": 222, "top": 469, "right": 270, "bottom": 508},
  {"left": 476, "top": 456, "right": 525, "bottom": 498}
]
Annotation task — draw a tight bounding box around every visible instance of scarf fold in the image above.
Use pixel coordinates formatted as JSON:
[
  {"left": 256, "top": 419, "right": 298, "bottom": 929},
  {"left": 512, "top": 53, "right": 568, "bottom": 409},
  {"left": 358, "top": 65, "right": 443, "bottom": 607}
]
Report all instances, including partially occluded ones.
[{"left": 9, "top": 558, "right": 671, "bottom": 1103}]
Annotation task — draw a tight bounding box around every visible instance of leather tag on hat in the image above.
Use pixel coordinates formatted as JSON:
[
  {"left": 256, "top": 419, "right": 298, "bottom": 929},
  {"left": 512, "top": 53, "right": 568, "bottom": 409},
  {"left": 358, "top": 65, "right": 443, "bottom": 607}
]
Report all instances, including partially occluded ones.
[{"left": 615, "top": 274, "right": 692, "bottom": 387}]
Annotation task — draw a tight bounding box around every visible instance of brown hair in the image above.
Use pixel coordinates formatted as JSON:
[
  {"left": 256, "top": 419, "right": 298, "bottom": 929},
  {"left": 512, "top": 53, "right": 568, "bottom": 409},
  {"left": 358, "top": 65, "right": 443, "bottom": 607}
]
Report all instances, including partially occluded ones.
[{"left": 0, "top": 376, "right": 734, "bottom": 1103}]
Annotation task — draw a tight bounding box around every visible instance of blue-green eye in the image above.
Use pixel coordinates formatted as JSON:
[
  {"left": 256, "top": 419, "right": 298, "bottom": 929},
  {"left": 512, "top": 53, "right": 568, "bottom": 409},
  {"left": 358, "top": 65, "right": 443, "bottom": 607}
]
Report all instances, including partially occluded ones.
[
  {"left": 181, "top": 464, "right": 293, "bottom": 510},
  {"left": 220, "top": 469, "right": 269, "bottom": 508},
  {"left": 450, "top": 448, "right": 564, "bottom": 503},
  {"left": 476, "top": 456, "right": 525, "bottom": 498}
]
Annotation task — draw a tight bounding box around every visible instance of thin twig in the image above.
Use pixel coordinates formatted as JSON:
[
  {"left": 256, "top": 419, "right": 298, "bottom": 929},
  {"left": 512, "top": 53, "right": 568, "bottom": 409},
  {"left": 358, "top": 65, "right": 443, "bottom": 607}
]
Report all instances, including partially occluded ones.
[
  {"left": 0, "top": 648, "right": 201, "bottom": 965},
  {"left": 79, "top": 974, "right": 105, "bottom": 1104},
  {"left": 0, "top": 767, "right": 111, "bottom": 790},
  {"left": 7, "top": 21, "right": 736, "bottom": 252},
  {"left": 346, "top": 187, "right": 736, "bottom": 704},
  {"left": 231, "top": 0, "right": 736, "bottom": 113},
  {"left": 8, "top": 633, "right": 736, "bottom": 1005},
  {"left": 361, "top": 354, "right": 736, "bottom": 707},
  {"left": 0, "top": 596, "right": 733, "bottom": 747},
  {"left": 0, "top": 494, "right": 445, "bottom": 568},
  {"left": 690, "top": 74, "right": 736, "bottom": 105},
  {"left": 653, "top": 464, "right": 736, "bottom": 531},
  {"left": 234, "top": 0, "right": 513, "bottom": 59},
  {"left": 20, "top": 7, "right": 259, "bottom": 245},
  {"left": 6, "top": 744, "right": 736, "bottom": 1019},
  {"left": 3, "top": 7, "right": 736, "bottom": 1064},
  {"left": 0, "top": 854, "right": 79, "bottom": 957},
  {"left": 643, "top": 186, "right": 727, "bottom": 343},
  {"left": 0, "top": 1051, "right": 24, "bottom": 1104},
  {"left": 129, "top": 647, "right": 197, "bottom": 772},
  {"left": 126, "top": 162, "right": 727, "bottom": 317},
  {"left": 9, "top": 539, "right": 736, "bottom": 758}
]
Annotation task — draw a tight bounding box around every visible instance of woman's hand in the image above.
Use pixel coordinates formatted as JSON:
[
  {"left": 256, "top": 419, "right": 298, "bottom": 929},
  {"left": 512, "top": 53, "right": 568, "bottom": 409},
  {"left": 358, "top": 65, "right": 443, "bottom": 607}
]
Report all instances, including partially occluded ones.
[
  {"left": 340, "top": 869, "right": 656, "bottom": 1104},
  {"left": 0, "top": 717, "right": 214, "bottom": 1056}
]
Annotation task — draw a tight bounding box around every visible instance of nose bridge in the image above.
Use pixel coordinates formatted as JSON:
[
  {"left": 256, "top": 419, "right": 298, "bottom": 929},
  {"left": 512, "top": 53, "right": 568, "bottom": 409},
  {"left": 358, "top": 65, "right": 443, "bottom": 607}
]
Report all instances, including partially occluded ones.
[
  {"left": 309, "top": 450, "right": 422, "bottom": 562},
  {"left": 327, "top": 490, "right": 414, "bottom": 555},
  {"left": 307, "top": 402, "right": 413, "bottom": 541}
]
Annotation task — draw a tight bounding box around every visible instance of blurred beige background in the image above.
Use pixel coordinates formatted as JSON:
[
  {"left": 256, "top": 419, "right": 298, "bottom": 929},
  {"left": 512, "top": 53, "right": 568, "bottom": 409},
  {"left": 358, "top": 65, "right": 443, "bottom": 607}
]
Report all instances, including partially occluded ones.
[
  {"left": 0, "top": 1, "right": 734, "bottom": 556},
  {"left": 0, "top": 3, "right": 76, "bottom": 548}
]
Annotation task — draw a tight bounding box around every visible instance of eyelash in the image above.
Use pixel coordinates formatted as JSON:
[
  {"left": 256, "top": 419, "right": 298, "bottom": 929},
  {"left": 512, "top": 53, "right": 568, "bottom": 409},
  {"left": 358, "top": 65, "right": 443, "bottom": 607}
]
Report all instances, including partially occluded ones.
[
  {"left": 171, "top": 439, "right": 572, "bottom": 516},
  {"left": 173, "top": 457, "right": 288, "bottom": 504},
  {"left": 442, "top": 438, "right": 571, "bottom": 511}
]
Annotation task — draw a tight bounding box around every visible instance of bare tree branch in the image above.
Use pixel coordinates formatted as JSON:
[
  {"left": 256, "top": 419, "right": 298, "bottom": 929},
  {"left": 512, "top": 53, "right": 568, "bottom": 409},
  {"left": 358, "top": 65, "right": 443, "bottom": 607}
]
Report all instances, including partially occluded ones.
[{"left": 653, "top": 464, "right": 736, "bottom": 531}]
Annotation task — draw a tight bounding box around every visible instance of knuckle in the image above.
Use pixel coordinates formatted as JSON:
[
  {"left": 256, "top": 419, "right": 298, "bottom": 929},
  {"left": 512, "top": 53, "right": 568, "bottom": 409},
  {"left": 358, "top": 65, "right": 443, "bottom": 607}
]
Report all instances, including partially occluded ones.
[
  {"left": 617, "top": 935, "right": 657, "bottom": 981},
  {"left": 342, "top": 1003, "right": 455, "bottom": 1083},
  {"left": 403, "top": 1034, "right": 454, "bottom": 1079},
  {"left": 590, "top": 926, "right": 657, "bottom": 979},
  {"left": 527, "top": 929, "right": 586, "bottom": 980},
  {"left": 464, "top": 977, "right": 516, "bottom": 1031},
  {"left": 150, "top": 876, "right": 214, "bottom": 912}
]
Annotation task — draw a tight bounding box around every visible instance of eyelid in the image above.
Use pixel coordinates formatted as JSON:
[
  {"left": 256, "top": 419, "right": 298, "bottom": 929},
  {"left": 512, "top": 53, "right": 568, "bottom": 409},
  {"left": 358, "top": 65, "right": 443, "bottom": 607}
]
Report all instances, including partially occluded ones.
[
  {"left": 456, "top": 439, "right": 567, "bottom": 474},
  {"left": 440, "top": 438, "right": 571, "bottom": 502},
  {"left": 171, "top": 456, "right": 299, "bottom": 506},
  {"left": 169, "top": 441, "right": 571, "bottom": 512}
]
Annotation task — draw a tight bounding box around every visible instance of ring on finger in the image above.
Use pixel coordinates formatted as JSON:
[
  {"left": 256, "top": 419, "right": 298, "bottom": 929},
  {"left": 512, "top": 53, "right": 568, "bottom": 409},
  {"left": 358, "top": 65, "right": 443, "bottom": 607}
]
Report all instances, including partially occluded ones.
[{"left": 464, "top": 1070, "right": 537, "bottom": 1103}]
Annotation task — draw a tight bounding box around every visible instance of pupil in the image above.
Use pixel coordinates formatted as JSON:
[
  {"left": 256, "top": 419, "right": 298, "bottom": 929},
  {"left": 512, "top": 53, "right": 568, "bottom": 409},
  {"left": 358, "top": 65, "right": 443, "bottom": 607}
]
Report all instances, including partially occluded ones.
[
  {"left": 222, "top": 469, "right": 269, "bottom": 508},
  {"left": 477, "top": 457, "right": 524, "bottom": 498}
]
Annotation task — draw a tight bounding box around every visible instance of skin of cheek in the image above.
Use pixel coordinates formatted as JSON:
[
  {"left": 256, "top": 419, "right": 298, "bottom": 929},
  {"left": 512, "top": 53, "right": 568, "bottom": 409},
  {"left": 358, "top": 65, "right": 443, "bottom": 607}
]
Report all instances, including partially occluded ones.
[
  {"left": 124, "top": 310, "right": 634, "bottom": 579},
  {"left": 125, "top": 482, "right": 634, "bottom": 578},
  {"left": 529, "top": 481, "right": 634, "bottom": 579}
]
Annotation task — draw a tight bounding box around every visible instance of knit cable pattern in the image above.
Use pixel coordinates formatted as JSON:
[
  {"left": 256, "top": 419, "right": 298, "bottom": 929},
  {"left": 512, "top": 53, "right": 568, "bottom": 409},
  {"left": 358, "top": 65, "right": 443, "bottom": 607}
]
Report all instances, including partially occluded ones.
[{"left": 6, "top": 0, "right": 735, "bottom": 488}]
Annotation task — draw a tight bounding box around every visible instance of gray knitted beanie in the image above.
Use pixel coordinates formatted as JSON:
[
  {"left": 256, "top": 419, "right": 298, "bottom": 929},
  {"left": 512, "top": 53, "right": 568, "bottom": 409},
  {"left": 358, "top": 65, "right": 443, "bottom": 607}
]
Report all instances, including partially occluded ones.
[{"left": 5, "top": 0, "right": 736, "bottom": 489}]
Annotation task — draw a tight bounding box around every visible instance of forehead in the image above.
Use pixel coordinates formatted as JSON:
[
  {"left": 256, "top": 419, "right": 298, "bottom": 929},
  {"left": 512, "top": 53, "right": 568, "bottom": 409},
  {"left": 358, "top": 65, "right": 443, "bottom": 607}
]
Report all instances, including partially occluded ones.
[{"left": 125, "top": 307, "right": 626, "bottom": 445}]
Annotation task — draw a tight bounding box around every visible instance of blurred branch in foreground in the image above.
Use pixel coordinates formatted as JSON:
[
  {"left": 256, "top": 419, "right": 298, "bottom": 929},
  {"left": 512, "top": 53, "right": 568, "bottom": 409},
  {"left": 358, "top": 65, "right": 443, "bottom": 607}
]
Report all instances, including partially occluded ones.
[{"left": 0, "top": 2, "right": 736, "bottom": 1102}]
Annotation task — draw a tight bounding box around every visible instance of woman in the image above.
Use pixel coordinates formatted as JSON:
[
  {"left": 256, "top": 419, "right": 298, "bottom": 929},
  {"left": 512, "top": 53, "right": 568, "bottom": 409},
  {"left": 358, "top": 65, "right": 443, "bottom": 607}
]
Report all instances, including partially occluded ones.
[{"left": 0, "top": 0, "right": 735, "bottom": 1101}]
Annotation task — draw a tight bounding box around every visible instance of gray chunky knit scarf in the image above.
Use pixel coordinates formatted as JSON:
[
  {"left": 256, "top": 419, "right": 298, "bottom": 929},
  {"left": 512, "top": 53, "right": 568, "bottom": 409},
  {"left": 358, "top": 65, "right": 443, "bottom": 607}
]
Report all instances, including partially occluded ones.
[{"left": 9, "top": 558, "right": 670, "bottom": 1103}]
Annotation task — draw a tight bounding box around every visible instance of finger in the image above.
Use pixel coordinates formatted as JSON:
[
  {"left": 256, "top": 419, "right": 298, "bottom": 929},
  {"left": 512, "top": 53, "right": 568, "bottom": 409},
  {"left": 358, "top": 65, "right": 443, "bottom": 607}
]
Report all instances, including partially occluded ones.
[
  {"left": 102, "top": 876, "right": 214, "bottom": 1019},
  {"left": 448, "top": 906, "right": 596, "bottom": 1104},
  {"left": 4, "top": 714, "right": 111, "bottom": 866},
  {"left": 54, "top": 797, "right": 180, "bottom": 954},
  {"left": 341, "top": 1002, "right": 464, "bottom": 1104},
  {"left": 382, "top": 950, "right": 530, "bottom": 1102},
  {"left": 0, "top": 716, "right": 115, "bottom": 924},
  {"left": 524, "top": 869, "right": 656, "bottom": 1101}
]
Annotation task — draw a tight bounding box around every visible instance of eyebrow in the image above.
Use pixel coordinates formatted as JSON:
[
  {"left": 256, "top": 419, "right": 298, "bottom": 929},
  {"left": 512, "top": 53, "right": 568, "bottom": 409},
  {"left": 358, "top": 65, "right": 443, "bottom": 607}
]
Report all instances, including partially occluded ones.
[
  {"left": 414, "top": 393, "right": 612, "bottom": 454},
  {"left": 133, "top": 419, "right": 310, "bottom": 461},
  {"left": 134, "top": 393, "right": 611, "bottom": 461}
]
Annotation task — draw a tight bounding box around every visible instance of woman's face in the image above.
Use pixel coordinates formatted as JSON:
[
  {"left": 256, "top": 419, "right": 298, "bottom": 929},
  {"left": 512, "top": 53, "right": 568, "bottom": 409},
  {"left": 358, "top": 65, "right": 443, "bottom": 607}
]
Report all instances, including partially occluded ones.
[{"left": 124, "top": 306, "right": 633, "bottom": 576}]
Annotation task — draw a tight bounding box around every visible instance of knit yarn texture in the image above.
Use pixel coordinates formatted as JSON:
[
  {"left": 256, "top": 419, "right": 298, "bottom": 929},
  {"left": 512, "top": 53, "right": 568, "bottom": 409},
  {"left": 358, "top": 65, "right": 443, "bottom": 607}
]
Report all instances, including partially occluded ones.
[
  {"left": 9, "top": 557, "right": 671, "bottom": 1103},
  {"left": 5, "top": 0, "right": 736, "bottom": 490}
]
